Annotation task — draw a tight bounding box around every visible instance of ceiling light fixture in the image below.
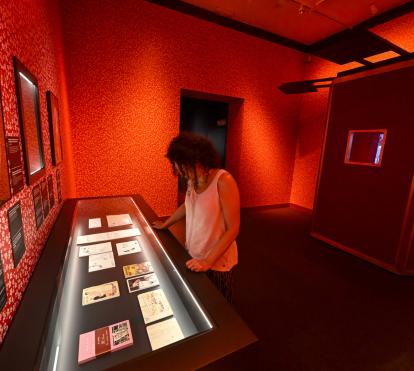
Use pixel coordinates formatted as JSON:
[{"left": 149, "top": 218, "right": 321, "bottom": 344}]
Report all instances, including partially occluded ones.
[
  {"left": 370, "top": 3, "right": 378, "bottom": 15},
  {"left": 288, "top": 0, "right": 351, "bottom": 29}
]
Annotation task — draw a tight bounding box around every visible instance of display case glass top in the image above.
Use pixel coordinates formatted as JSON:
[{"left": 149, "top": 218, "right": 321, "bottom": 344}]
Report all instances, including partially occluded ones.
[{"left": 39, "top": 196, "right": 216, "bottom": 370}]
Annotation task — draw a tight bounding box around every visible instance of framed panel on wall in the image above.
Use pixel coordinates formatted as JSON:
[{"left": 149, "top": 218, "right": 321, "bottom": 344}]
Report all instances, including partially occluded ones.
[
  {"left": 40, "top": 179, "right": 49, "bottom": 218},
  {"left": 7, "top": 202, "right": 26, "bottom": 267},
  {"left": 32, "top": 184, "right": 43, "bottom": 229},
  {"left": 47, "top": 175, "right": 55, "bottom": 210},
  {"left": 5, "top": 137, "right": 24, "bottom": 195},
  {"left": 0, "top": 255, "right": 6, "bottom": 312},
  {"left": 13, "top": 57, "right": 45, "bottom": 185},
  {"left": 46, "top": 91, "right": 63, "bottom": 166},
  {"left": 0, "top": 88, "right": 12, "bottom": 206}
]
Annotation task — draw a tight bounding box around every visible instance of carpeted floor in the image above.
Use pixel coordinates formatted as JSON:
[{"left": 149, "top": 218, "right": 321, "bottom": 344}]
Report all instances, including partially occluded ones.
[{"left": 200, "top": 206, "right": 414, "bottom": 371}]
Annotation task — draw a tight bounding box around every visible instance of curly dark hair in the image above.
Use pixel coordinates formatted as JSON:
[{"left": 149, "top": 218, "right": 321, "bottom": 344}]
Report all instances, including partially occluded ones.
[{"left": 166, "top": 132, "right": 220, "bottom": 180}]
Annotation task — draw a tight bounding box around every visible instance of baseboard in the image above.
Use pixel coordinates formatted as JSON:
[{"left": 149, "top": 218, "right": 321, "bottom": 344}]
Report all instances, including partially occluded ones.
[
  {"left": 242, "top": 203, "right": 290, "bottom": 212},
  {"left": 289, "top": 203, "right": 313, "bottom": 215},
  {"left": 310, "top": 232, "right": 406, "bottom": 275}
]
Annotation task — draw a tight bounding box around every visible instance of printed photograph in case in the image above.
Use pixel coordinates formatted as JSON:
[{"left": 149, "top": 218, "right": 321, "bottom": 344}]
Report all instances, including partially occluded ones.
[
  {"left": 78, "top": 319, "right": 133, "bottom": 364},
  {"left": 123, "top": 261, "right": 153, "bottom": 278},
  {"left": 116, "top": 240, "right": 142, "bottom": 256},
  {"left": 77, "top": 227, "right": 141, "bottom": 245},
  {"left": 146, "top": 317, "right": 184, "bottom": 351},
  {"left": 106, "top": 213, "right": 133, "bottom": 228},
  {"left": 78, "top": 242, "right": 112, "bottom": 257},
  {"left": 126, "top": 273, "right": 159, "bottom": 293},
  {"left": 82, "top": 281, "right": 120, "bottom": 306},
  {"left": 88, "top": 218, "right": 101, "bottom": 229},
  {"left": 88, "top": 251, "right": 116, "bottom": 272},
  {"left": 138, "top": 288, "right": 173, "bottom": 324}
]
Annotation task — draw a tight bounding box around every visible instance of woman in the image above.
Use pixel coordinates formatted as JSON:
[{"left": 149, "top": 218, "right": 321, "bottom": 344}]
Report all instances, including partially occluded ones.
[{"left": 152, "top": 132, "right": 240, "bottom": 302}]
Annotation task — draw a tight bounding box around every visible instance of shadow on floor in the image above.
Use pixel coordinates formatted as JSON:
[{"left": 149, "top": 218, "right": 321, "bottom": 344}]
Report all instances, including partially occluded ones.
[{"left": 200, "top": 207, "right": 414, "bottom": 371}]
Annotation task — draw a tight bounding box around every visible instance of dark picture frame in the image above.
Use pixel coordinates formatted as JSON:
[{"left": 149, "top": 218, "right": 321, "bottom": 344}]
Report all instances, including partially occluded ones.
[
  {"left": 7, "top": 201, "right": 26, "bottom": 267},
  {"left": 13, "top": 57, "right": 45, "bottom": 185},
  {"left": 46, "top": 91, "right": 63, "bottom": 166},
  {"left": 0, "top": 87, "right": 12, "bottom": 206}
]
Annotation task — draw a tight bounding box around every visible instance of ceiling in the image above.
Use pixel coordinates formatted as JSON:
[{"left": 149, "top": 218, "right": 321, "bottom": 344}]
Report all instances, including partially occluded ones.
[
  {"left": 179, "top": 0, "right": 411, "bottom": 45},
  {"left": 148, "top": 0, "right": 414, "bottom": 66}
]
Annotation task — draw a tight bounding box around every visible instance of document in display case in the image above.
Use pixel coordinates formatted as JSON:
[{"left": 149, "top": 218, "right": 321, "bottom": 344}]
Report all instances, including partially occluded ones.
[{"left": 35, "top": 196, "right": 255, "bottom": 370}]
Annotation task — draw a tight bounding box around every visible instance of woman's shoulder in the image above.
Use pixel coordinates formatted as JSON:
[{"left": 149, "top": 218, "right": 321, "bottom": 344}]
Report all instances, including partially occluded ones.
[{"left": 217, "top": 170, "right": 237, "bottom": 188}]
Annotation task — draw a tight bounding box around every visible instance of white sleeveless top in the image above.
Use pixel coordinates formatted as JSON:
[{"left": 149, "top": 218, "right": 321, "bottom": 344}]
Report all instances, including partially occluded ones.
[{"left": 185, "top": 169, "right": 238, "bottom": 272}]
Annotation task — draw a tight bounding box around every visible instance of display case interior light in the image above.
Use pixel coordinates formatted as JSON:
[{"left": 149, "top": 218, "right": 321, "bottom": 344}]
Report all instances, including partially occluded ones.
[{"left": 344, "top": 129, "right": 387, "bottom": 166}]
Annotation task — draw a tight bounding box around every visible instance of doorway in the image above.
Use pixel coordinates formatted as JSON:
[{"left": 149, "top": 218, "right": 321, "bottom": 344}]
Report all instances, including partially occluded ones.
[{"left": 178, "top": 95, "right": 229, "bottom": 204}]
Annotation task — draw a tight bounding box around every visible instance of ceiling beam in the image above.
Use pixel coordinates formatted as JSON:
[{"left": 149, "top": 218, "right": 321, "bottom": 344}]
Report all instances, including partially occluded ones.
[{"left": 146, "top": 0, "right": 308, "bottom": 53}]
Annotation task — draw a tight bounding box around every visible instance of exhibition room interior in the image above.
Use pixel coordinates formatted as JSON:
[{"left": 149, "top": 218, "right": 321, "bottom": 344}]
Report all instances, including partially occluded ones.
[{"left": 0, "top": 0, "right": 414, "bottom": 370}]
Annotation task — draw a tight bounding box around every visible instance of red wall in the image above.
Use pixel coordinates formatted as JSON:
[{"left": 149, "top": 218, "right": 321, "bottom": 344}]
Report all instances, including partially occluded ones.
[
  {"left": 290, "top": 58, "right": 361, "bottom": 209},
  {"left": 60, "top": 0, "right": 306, "bottom": 216},
  {"left": 0, "top": 0, "right": 69, "bottom": 343}
]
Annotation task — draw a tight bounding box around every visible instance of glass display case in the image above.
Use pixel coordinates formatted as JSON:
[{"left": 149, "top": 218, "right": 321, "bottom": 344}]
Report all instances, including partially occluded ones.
[{"left": 35, "top": 196, "right": 255, "bottom": 370}]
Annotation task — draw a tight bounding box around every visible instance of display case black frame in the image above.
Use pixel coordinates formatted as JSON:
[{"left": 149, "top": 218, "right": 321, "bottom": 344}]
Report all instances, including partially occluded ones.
[{"left": 0, "top": 195, "right": 256, "bottom": 371}]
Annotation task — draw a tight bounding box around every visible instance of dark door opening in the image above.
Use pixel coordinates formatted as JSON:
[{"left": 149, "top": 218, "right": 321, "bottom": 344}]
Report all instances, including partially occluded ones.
[{"left": 178, "top": 95, "right": 229, "bottom": 204}]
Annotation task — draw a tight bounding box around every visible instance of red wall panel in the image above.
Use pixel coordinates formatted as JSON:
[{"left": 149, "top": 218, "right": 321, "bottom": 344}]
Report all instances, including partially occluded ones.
[
  {"left": 312, "top": 62, "right": 414, "bottom": 269},
  {"left": 0, "top": 0, "right": 69, "bottom": 343},
  {"left": 60, "top": 0, "right": 306, "bottom": 215}
]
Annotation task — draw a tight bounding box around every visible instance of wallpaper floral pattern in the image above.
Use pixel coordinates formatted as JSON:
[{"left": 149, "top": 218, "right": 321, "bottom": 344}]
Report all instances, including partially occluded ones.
[{"left": 0, "top": 0, "right": 66, "bottom": 343}]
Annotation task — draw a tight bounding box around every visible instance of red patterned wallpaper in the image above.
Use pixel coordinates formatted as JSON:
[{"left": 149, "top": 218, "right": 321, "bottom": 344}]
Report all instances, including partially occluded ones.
[
  {"left": 0, "top": 0, "right": 68, "bottom": 343},
  {"left": 290, "top": 58, "right": 368, "bottom": 209},
  {"left": 60, "top": 0, "right": 306, "bottom": 215}
]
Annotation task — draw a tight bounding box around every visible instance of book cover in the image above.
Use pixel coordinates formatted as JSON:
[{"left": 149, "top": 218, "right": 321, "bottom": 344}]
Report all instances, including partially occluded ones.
[
  {"left": 82, "top": 281, "right": 120, "bottom": 306},
  {"left": 138, "top": 288, "right": 173, "bottom": 324},
  {"left": 110, "top": 320, "right": 133, "bottom": 351},
  {"left": 126, "top": 273, "right": 159, "bottom": 293},
  {"left": 78, "top": 320, "right": 133, "bottom": 364},
  {"left": 95, "top": 326, "right": 111, "bottom": 356},
  {"left": 123, "top": 261, "right": 153, "bottom": 278}
]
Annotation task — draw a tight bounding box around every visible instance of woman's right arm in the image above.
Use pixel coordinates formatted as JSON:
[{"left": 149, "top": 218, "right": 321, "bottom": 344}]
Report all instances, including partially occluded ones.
[{"left": 152, "top": 202, "right": 186, "bottom": 229}]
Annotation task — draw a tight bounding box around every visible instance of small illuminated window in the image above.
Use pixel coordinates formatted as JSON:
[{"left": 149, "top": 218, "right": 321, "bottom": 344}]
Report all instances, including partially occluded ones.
[{"left": 345, "top": 129, "right": 387, "bottom": 166}]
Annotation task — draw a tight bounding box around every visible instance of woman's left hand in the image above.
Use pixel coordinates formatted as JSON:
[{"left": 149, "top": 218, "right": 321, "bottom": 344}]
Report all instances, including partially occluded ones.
[{"left": 186, "top": 258, "right": 211, "bottom": 272}]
